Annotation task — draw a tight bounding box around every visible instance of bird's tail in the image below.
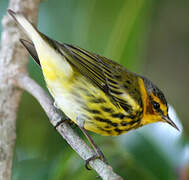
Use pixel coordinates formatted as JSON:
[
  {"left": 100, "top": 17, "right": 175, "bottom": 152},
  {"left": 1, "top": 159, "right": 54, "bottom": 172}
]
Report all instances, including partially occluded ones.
[{"left": 8, "top": 9, "right": 42, "bottom": 45}]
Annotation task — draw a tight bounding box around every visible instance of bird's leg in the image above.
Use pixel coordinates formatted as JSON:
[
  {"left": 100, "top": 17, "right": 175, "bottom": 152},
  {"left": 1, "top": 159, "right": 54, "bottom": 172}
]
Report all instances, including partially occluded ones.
[
  {"left": 80, "top": 127, "right": 108, "bottom": 170},
  {"left": 76, "top": 116, "right": 108, "bottom": 170}
]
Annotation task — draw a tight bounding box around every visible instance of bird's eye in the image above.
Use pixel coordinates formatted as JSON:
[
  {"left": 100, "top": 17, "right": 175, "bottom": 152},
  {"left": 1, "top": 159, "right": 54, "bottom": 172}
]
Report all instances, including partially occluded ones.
[{"left": 152, "top": 101, "right": 160, "bottom": 110}]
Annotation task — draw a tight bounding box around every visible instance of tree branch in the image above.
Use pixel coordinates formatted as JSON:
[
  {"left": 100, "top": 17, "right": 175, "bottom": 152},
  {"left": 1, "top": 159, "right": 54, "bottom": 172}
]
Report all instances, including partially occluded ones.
[
  {"left": 0, "top": 0, "right": 40, "bottom": 179},
  {"left": 16, "top": 74, "right": 122, "bottom": 180}
]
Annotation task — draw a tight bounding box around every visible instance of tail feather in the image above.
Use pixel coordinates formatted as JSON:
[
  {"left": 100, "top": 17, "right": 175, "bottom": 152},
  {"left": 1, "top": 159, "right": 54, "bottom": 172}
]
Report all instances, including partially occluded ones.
[
  {"left": 8, "top": 9, "right": 42, "bottom": 44},
  {"left": 8, "top": 9, "right": 73, "bottom": 77}
]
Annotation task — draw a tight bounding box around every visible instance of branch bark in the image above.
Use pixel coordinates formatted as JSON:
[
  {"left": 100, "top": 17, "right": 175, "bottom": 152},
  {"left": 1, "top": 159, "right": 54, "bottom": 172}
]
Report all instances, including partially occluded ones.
[
  {"left": 0, "top": 1, "right": 123, "bottom": 180},
  {"left": 0, "top": 0, "right": 40, "bottom": 179}
]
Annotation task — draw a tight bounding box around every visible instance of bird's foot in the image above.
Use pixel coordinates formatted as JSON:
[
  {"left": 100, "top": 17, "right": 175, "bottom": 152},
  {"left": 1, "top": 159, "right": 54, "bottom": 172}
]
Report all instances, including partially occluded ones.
[{"left": 85, "top": 152, "right": 108, "bottom": 170}]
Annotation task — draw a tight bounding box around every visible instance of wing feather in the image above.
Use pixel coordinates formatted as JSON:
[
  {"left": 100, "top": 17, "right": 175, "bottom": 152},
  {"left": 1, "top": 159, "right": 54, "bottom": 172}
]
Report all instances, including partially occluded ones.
[
  {"left": 56, "top": 42, "right": 142, "bottom": 114},
  {"left": 21, "top": 36, "right": 142, "bottom": 115},
  {"left": 20, "top": 39, "right": 41, "bottom": 67}
]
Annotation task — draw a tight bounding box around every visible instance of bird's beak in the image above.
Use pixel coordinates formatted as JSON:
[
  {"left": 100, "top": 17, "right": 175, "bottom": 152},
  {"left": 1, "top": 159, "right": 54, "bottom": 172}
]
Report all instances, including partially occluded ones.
[{"left": 162, "top": 115, "right": 180, "bottom": 131}]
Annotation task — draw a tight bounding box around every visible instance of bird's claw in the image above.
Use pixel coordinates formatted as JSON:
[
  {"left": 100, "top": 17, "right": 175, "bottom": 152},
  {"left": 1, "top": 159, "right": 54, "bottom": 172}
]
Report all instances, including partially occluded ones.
[
  {"left": 85, "top": 154, "right": 99, "bottom": 170},
  {"left": 85, "top": 153, "right": 108, "bottom": 170}
]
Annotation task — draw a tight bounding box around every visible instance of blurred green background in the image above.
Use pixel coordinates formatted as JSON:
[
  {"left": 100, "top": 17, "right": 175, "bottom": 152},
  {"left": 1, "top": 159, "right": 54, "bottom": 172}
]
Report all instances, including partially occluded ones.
[{"left": 0, "top": 0, "right": 189, "bottom": 179}]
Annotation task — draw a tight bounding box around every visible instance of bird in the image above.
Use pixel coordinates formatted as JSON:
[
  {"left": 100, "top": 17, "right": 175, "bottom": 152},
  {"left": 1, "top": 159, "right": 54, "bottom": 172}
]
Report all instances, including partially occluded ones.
[{"left": 8, "top": 9, "right": 179, "bottom": 167}]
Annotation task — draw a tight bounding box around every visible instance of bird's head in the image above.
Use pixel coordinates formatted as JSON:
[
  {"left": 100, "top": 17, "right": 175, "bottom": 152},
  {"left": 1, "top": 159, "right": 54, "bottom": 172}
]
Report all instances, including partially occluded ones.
[{"left": 141, "top": 77, "right": 179, "bottom": 131}]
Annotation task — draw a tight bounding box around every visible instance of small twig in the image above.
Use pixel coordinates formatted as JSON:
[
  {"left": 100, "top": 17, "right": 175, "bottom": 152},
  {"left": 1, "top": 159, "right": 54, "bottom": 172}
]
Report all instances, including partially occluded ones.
[{"left": 16, "top": 73, "right": 122, "bottom": 180}]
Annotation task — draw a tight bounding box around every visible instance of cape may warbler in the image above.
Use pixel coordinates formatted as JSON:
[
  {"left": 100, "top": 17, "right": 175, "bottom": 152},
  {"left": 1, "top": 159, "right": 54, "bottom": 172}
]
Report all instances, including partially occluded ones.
[
  {"left": 8, "top": 10, "right": 179, "bottom": 165},
  {"left": 8, "top": 10, "right": 178, "bottom": 136}
]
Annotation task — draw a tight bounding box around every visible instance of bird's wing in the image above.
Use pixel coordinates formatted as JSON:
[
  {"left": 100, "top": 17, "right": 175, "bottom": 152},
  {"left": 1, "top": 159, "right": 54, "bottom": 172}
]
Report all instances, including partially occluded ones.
[
  {"left": 57, "top": 42, "right": 142, "bottom": 114},
  {"left": 95, "top": 54, "right": 142, "bottom": 114},
  {"left": 21, "top": 38, "right": 142, "bottom": 114},
  {"left": 20, "top": 39, "right": 41, "bottom": 67}
]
